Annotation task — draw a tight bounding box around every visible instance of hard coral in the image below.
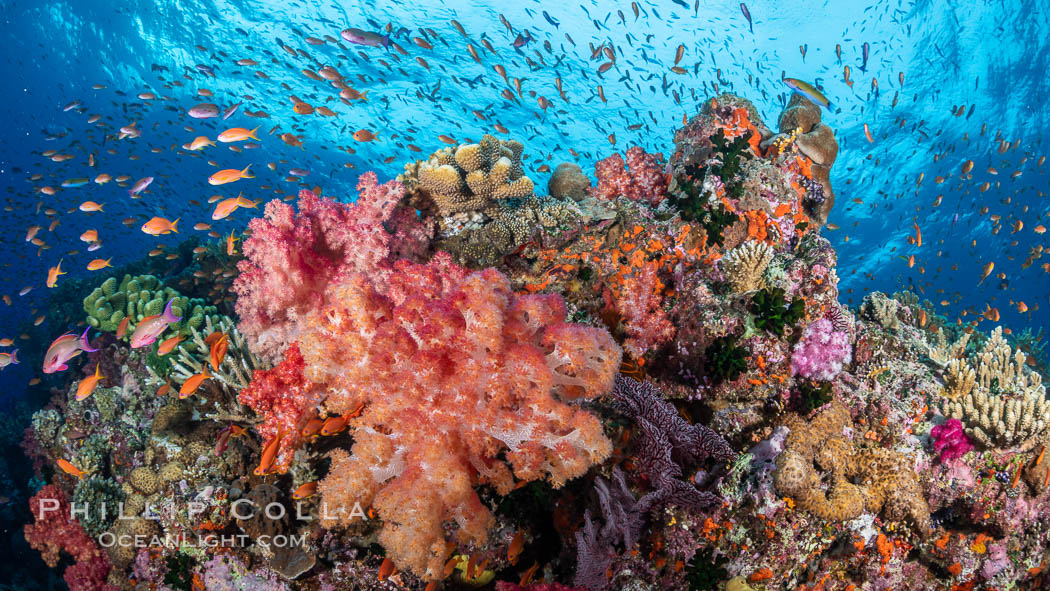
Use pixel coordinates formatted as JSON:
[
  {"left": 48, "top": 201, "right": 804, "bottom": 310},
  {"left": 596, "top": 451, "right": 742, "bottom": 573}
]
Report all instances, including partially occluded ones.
[
  {"left": 233, "top": 174, "right": 404, "bottom": 362},
  {"left": 24, "top": 484, "right": 117, "bottom": 591},
  {"left": 303, "top": 253, "right": 620, "bottom": 580},
  {"left": 774, "top": 401, "right": 930, "bottom": 531},
  {"left": 592, "top": 146, "right": 668, "bottom": 207},
  {"left": 791, "top": 318, "right": 851, "bottom": 382},
  {"left": 238, "top": 342, "right": 319, "bottom": 473}
]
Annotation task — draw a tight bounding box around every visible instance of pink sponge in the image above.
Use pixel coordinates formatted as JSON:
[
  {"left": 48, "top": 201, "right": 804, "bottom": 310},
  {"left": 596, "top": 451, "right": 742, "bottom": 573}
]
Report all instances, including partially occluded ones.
[{"left": 791, "top": 318, "right": 851, "bottom": 381}]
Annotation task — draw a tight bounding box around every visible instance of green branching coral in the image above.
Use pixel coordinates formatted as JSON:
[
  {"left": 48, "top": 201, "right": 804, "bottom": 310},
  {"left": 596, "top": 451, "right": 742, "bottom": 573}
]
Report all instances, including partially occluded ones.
[
  {"left": 83, "top": 273, "right": 223, "bottom": 346},
  {"left": 704, "top": 336, "right": 748, "bottom": 384},
  {"left": 72, "top": 476, "right": 125, "bottom": 536},
  {"left": 751, "top": 287, "right": 805, "bottom": 336}
]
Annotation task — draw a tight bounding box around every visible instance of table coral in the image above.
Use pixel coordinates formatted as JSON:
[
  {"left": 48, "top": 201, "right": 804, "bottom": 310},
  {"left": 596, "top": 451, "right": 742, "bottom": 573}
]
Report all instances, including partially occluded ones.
[
  {"left": 302, "top": 253, "right": 620, "bottom": 580},
  {"left": 233, "top": 173, "right": 405, "bottom": 362}
]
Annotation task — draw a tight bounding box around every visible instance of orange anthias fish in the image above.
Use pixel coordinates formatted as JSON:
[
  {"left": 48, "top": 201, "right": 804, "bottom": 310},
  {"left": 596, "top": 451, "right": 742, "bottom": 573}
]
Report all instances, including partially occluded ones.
[
  {"left": 79, "top": 201, "right": 105, "bottom": 212},
  {"left": 209, "top": 332, "right": 229, "bottom": 370},
  {"left": 353, "top": 129, "right": 378, "bottom": 142},
  {"left": 507, "top": 531, "right": 525, "bottom": 565},
  {"left": 46, "top": 260, "right": 66, "bottom": 287},
  {"left": 157, "top": 334, "right": 183, "bottom": 355},
  {"left": 301, "top": 418, "right": 325, "bottom": 438},
  {"left": 226, "top": 231, "right": 238, "bottom": 256},
  {"left": 57, "top": 458, "right": 89, "bottom": 479},
  {"left": 142, "top": 217, "right": 179, "bottom": 235},
  {"left": 291, "top": 481, "right": 318, "bottom": 500},
  {"left": 76, "top": 363, "right": 104, "bottom": 401},
  {"left": 978, "top": 261, "right": 994, "bottom": 285},
  {"left": 116, "top": 316, "right": 130, "bottom": 339},
  {"left": 913, "top": 223, "right": 922, "bottom": 247},
  {"left": 217, "top": 126, "right": 259, "bottom": 142},
  {"left": 208, "top": 165, "right": 254, "bottom": 185},
  {"left": 157, "top": 380, "right": 172, "bottom": 396},
  {"left": 320, "top": 414, "right": 348, "bottom": 436},
  {"left": 86, "top": 258, "right": 112, "bottom": 271},
  {"left": 179, "top": 367, "right": 211, "bottom": 399},
  {"left": 378, "top": 558, "right": 396, "bottom": 581},
  {"left": 254, "top": 428, "right": 285, "bottom": 476},
  {"left": 211, "top": 193, "right": 259, "bottom": 220}
]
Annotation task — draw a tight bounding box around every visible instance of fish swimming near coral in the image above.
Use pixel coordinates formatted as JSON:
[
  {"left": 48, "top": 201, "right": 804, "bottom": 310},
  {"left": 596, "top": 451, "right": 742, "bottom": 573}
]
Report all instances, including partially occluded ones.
[
  {"left": 75, "top": 363, "right": 103, "bottom": 401},
  {"left": 56, "top": 459, "right": 89, "bottom": 479},
  {"left": 783, "top": 77, "right": 831, "bottom": 109},
  {"left": 43, "top": 328, "right": 96, "bottom": 373},
  {"left": 129, "top": 298, "right": 181, "bottom": 348}
]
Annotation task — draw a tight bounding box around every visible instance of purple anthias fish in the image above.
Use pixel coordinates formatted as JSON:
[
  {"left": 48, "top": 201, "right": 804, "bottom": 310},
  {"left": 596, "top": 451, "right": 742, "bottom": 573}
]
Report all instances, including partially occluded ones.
[
  {"left": 128, "top": 176, "right": 153, "bottom": 197},
  {"left": 188, "top": 103, "right": 220, "bottom": 119},
  {"left": 340, "top": 27, "right": 390, "bottom": 49},
  {"left": 43, "top": 328, "right": 96, "bottom": 374},
  {"left": 222, "top": 101, "right": 242, "bottom": 120},
  {"left": 129, "top": 299, "right": 182, "bottom": 348}
]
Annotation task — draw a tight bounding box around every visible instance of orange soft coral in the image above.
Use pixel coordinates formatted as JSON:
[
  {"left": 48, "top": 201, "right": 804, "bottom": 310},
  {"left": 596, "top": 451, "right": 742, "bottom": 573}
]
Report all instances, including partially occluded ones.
[{"left": 302, "top": 253, "right": 620, "bottom": 580}]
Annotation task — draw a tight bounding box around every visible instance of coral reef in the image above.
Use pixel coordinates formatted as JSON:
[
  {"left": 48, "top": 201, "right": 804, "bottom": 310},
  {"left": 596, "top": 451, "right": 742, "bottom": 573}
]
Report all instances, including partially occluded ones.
[{"left": 24, "top": 89, "right": 1050, "bottom": 591}]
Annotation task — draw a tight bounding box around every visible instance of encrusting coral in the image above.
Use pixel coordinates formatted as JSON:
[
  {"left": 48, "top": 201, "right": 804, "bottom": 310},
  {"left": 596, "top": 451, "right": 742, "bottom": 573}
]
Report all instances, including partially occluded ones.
[
  {"left": 302, "top": 253, "right": 620, "bottom": 580},
  {"left": 774, "top": 400, "right": 931, "bottom": 531}
]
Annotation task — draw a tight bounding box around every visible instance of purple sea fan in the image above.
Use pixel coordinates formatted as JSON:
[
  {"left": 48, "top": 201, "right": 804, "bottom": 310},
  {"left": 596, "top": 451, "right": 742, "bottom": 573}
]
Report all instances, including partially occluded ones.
[
  {"left": 930, "top": 418, "right": 974, "bottom": 464},
  {"left": 791, "top": 318, "right": 851, "bottom": 381},
  {"left": 610, "top": 375, "right": 735, "bottom": 511}
]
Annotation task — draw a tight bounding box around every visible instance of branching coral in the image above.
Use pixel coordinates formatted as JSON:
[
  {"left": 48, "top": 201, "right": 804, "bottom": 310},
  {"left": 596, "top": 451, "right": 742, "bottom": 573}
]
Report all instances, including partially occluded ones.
[
  {"left": 233, "top": 174, "right": 405, "bottom": 362},
  {"left": 238, "top": 343, "right": 320, "bottom": 474},
  {"left": 592, "top": 146, "right": 668, "bottom": 206},
  {"left": 942, "top": 327, "right": 1049, "bottom": 449},
  {"left": 939, "top": 358, "right": 976, "bottom": 400},
  {"left": 720, "top": 241, "right": 772, "bottom": 293},
  {"left": 928, "top": 329, "right": 971, "bottom": 368},
  {"left": 148, "top": 315, "right": 264, "bottom": 394},
  {"left": 773, "top": 401, "right": 930, "bottom": 531},
  {"left": 304, "top": 253, "right": 620, "bottom": 580},
  {"left": 791, "top": 318, "right": 852, "bottom": 382},
  {"left": 409, "top": 134, "right": 535, "bottom": 216}
]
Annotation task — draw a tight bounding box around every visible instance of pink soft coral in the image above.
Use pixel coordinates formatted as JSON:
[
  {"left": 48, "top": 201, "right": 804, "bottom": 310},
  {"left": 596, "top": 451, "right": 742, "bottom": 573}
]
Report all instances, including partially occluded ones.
[
  {"left": 24, "top": 485, "right": 116, "bottom": 591},
  {"left": 238, "top": 343, "right": 319, "bottom": 473},
  {"left": 233, "top": 173, "right": 406, "bottom": 362},
  {"left": 301, "top": 253, "right": 620, "bottom": 580},
  {"left": 592, "top": 146, "right": 668, "bottom": 206},
  {"left": 615, "top": 261, "right": 675, "bottom": 359},
  {"left": 791, "top": 317, "right": 851, "bottom": 381},
  {"left": 930, "top": 418, "right": 973, "bottom": 464}
]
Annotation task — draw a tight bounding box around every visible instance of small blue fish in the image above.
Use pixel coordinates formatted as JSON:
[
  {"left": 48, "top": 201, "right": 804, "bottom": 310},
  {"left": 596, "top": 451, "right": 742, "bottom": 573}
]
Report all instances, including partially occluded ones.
[
  {"left": 542, "top": 10, "right": 560, "bottom": 28},
  {"left": 860, "top": 42, "right": 870, "bottom": 72}
]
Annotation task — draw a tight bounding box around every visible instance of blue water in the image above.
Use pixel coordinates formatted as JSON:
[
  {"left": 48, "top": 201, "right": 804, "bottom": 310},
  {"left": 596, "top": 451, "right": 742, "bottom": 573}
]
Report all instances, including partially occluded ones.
[{"left": 0, "top": 0, "right": 1047, "bottom": 397}]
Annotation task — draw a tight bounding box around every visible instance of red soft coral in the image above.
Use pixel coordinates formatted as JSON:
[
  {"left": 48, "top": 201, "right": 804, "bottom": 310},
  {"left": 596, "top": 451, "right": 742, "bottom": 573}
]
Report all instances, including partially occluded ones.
[
  {"left": 592, "top": 146, "right": 668, "bottom": 206},
  {"left": 238, "top": 342, "right": 320, "bottom": 473},
  {"left": 615, "top": 261, "right": 675, "bottom": 359},
  {"left": 24, "top": 485, "right": 116, "bottom": 591},
  {"left": 233, "top": 173, "right": 405, "bottom": 362},
  {"left": 301, "top": 253, "right": 620, "bottom": 580}
]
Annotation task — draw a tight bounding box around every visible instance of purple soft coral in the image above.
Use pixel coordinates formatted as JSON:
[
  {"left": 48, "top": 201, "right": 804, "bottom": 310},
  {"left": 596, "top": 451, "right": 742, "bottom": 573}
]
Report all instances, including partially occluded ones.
[
  {"left": 930, "top": 418, "right": 974, "bottom": 463},
  {"left": 791, "top": 317, "right": 852, "bottom": 381}
]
